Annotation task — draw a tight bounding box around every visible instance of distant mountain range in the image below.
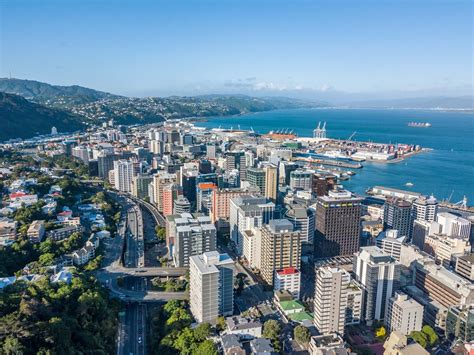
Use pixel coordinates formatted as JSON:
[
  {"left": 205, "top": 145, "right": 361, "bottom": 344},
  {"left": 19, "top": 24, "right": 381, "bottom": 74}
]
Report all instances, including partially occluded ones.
[{"left": 0, "top": 92, "right": 85, "bottom": 141}]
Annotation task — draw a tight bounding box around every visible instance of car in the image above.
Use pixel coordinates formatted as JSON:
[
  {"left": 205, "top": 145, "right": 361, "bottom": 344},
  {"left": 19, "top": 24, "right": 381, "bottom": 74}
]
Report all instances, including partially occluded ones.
[{"left": 138, "top": 337, "right": 142, "bottom": 344}]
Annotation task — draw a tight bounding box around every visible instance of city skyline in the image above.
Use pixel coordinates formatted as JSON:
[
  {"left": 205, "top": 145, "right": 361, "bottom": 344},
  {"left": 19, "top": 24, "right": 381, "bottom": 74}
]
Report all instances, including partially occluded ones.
[{"left": 1, "top": 0, "right": 472, "bottom": 100}]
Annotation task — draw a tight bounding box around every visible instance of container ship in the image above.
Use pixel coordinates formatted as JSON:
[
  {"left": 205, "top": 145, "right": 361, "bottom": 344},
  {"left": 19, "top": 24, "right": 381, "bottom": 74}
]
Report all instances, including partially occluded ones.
[{"left": 408, "top": 122, "right": 431, "bottom": 127}]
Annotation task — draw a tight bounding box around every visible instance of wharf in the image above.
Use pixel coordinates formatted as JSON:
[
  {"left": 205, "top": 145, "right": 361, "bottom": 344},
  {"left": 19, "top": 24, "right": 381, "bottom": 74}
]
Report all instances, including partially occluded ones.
[{"left": 293, "top": 156, "right": 363, "bottom": 169}]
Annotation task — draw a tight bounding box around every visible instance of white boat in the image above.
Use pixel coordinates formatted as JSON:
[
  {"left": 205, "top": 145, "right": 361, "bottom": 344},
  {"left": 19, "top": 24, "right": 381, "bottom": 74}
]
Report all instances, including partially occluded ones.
[{"left": 405, "top": 182, "right": 414, "bottom": 187}]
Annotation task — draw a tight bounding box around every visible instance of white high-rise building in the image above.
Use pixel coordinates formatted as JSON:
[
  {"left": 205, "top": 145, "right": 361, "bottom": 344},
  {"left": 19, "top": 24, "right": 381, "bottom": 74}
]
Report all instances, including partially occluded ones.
[
  {"left": 313, "top": 266, "right": 363, "bottom": 335},
  {"left": 113, "top": 159, "right": 134, "bottom": 193},
  {"left": 412, "top": 195, "right": 438, "bottom": 222},
  {"left": 376, "top": 230, "right": 406, "bottom": 261},
  {"left": 189, "top": 251, "right": 235, "bottom": 323},
  {"left": 437, "top": 212, "right": 471, "bottom": 239},
  {"left": 386, "top": 292, "right": 424, "bottom": 335},
  {"left": 354, "top": 246, "right": 401, "bottom": 324},
  {"left": 285, "top": 204, "right": 315, "bottom": 244}
]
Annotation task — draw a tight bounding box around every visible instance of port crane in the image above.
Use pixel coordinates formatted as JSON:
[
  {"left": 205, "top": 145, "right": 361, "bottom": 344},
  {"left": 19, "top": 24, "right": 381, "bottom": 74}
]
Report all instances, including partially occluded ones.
[{"left": 454, "top": 196, "right": 468, "bottom": 210}]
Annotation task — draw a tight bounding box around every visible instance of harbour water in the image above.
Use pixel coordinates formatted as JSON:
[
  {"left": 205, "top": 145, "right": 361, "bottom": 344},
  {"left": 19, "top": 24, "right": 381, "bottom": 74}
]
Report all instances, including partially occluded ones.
[{"left": 197, "top": 108, "right": 474, "bottom": 203}]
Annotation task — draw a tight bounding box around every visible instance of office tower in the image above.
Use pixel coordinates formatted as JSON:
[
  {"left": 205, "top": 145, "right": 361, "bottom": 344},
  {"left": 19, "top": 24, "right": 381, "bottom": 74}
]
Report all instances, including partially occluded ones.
[
  {"left": 88, "top": 159, "right": 99, "bottom": 177},
  {"left": 173, "top": 196, "right": 191, "bottom": 214},
  {"left": 313, "top": 266, "right": 363, "bottom": 335},
  {"left": 285, "top": 204, "right": 315, "bottom": 244},
  {"left": 312, "top": 172, "right": 336, "bottom": 197},
  {"left": 289, "top": 169, "right": 313, "bottom": 191},
  {"left": 172, "top": 214, "right": 217, "bottom": 267},
  {"left": 247, "top": 168, "right": 266, "bottom": 193},
  {"left": 162, "top": 184, "right": 183, "bottom": 217},
  {"left": 279, "top": 161, "right": 298, "bottom": 186},
  {"left": 315, "top": 189, "right": 362, "bottom": 257},
  {"left": 446, "top": 305, "right": 474, "bottom": 342},
  {"left": 230, "top": 195, "right": 275, "bottom": 255},
  {"left": 260, "top": 219, "right": 301, "bottom": 286},
  {"left": 455, "top": 254, "right": 474, "bottom": 281},
  {"left": 245, "top": 150, "right": 255, "bottom": 169},
  {"left": 242, "top": 228, "right": 262, "bottom": 270},
  {"left": 274, "top": 267, "right": 301, "bottom": 299},
  {"left": 210, "top": 188, "right": 251, "bottom": 225},
  {"left": 412, "top": 219, "right": 441, "bottom": 250},
  {"left": 167, "top": 130, "right": 180, "bottom": 144},
  {"left": 196, "top": 182, "right": 217, "bottom": 214},
  {"left": 206, "top": 143, "right": 217, "bottom": 159},
  {"left": 412, "top": 195, "right": 438, "bottom": 222},
  {"left": 226, "top": 151, "right": 246, "bottom": 180},
  {"left": 152, "top": 172, "right": 177, "bottom": 212},
  {"left": 180, "top": 133, "right": 193, "bottom": 145},
  {"left": 354, "top": 246, "right": 401, "bottom": 324},
  {"left": 131, "top": 174, "right": 153, "bottom": 199},
  {"left": 181, "top": 169, "right": 198, "bottom": 209},
  {"left": 150, "top": 140, "right": 164, "bottom": 155},
  {"left": 72, "top": 146, "right": 90, "bottom": 163},
  {"left": 437, "top": 212, "right": 471, "bottom": 239},
  {"left": 98, "top": 153, "right": 118, "bottom": 179},
  {"left": 414, "top": 258, "right": 474, "bottom": 309},
  {"left": 190, "top": 251, "right": 234, "bottom": 323},
  {"left": 113, "top": 159, "right": 134, "bottom": 193},
  {"left": 384, "top": 197, "right": 413, "bottom": 238},
  {"left": 219, "top": 169, "right": 240, "bottom": 189},
  {"left": 264, "top": 164, "right": 278, "bottom": 202},
  {"left": 386, "top": 292, "right": 423, "bottom": 335},
  {"left": 375, "top": 229, "right": 406, "bottom": 261}
]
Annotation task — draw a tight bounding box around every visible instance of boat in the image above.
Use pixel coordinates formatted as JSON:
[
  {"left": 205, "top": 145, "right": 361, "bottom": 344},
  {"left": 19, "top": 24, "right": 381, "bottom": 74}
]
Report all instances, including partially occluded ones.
[
  {"left": 405, "top": 182, "right": 414, "bottom": 187},
  {"left": 408, "top": 122, "right": 431, "bottom": 127}
]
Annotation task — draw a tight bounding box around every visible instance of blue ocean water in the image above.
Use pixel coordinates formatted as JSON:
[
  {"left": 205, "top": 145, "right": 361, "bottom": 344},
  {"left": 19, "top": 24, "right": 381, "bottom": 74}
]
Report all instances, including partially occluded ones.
[{"left": 197, "top": 108, "right": 474, "bottom": 203}]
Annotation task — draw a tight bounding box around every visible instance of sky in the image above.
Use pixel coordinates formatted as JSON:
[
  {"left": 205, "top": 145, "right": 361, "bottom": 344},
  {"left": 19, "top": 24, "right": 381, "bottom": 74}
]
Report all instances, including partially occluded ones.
[{"left": 0, "top": 0, "right": 472, "bottom": 100}]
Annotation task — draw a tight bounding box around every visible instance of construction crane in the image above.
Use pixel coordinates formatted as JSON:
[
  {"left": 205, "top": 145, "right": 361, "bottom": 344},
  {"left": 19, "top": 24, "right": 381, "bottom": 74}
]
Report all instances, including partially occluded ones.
[
  {"left": 454, "top": 196, "right": 468, "bottom": 210},
  {"left": 347, "top": 131, "right": 357, "bottom": 141}
]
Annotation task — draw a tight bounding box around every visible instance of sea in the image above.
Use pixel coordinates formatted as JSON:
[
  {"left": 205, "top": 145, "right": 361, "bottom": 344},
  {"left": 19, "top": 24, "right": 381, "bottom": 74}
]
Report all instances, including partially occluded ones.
[{"left": 196, "top": 108, "right": 474, "bottom": 204}]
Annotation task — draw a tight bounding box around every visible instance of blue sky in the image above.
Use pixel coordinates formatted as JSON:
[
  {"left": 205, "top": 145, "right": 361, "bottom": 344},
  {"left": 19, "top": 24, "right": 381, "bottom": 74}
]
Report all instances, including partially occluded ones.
[{"left": 0, "top": 0, "right": 472, "bottom": 99}]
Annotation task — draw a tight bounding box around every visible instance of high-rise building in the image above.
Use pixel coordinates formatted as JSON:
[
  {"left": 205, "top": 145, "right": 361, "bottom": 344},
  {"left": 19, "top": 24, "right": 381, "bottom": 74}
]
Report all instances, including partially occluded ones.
[
  {"left": 196, "top": 182, "right": 217, "bottom": 214},
  {"left": 446, "top": 305, "right": 474, "bottom": 342},
  {"left": 437, "top": 212, "right": 471, "bottom": 239},
  {"left": 131, "top": 174, "right": 153, "bottom": 199},
  {"left": 313, "top": 266, "right": 363, "bottom": 336},
  {"left": 181, "top": 169, "right": 198, "bottom": 209},
  {"left": 264, "top": 164, "right": 278, "bottom": 202},
  {"left": 315, "top": 189, "right": 362, "bottom": 257},
  {"left": 171, "top": 213, "right": 217, "bottom": 267},
  {"left": 285, "top": 204, "right": 315, "bottom": 244},
  {"left": 210, "top": 188, "right": 252, "bottom": 225},
  {"left": 274, "top": 267, "right": 301, "bottom": 299},
  {"left": 162, "top": 184, "right": 183, "bottom": 217},
  {"left": 230, "top": 195, "right": 275, "bottom": 255},
  {"left": 279, "top": 161, "right": 298, "bottom": 186},
  {"left": 173, "top": 196, "right": 191, "bottom": 214},
  {"left": 226, "top": 151, "right": 247, "bottom": 180},
  {"left": 72, "top": 146, "right": 90, "bottom": 163},
  {"left": 260, "top": 219, "right": 301, "bottom": 286},
  {"left": 190, "top": 251, "right": 234, "bottom": 323},
  {"left": 247, "top": 168, "right": 266, "bottom": 193},
  {"left": 423, "top": 233, "right": 470, "bottom": 267},
  {"left": 219, "top": 169, "right": 240, "bottom": 189},
  {"left": 152, "top": 172, "right": 177, "bottom": 212},
  {"left": 455, "top": 254, "right": 474, "bottom": 282},
  {"left": 412, "top": 219, "right": 441, "bottom": 250},
  {"left": 242, "top": 228, "right": 262, "bottom": 270},
  {"left": 412, "top": 195, "right": 438, "bottom": 222},
  {"left": 206, "top": 143, "right": 217, "bottom": 159},
  {"left": 385, "top": 292, "right": 423, "bottom": 335},
  {"left": 312, "top": 172, "right": 336, "bottom": 197},
  {"left": 290, "top": 169, "right": 313, "bottom": 191},
  {"left": 113, "top": 159, "right": 134, "bottom": 193},
  {"left": 98, "top": 153, "right": 118, "bottom": 179},
  {"left": 384, "top": 197, "right": 413, "bottom": 238},
  {"left": 354, "top": 246, "right": 401, "bottom": 324},
  {"left": 376, "top": 230, "right": 406, "bottom": 261}
]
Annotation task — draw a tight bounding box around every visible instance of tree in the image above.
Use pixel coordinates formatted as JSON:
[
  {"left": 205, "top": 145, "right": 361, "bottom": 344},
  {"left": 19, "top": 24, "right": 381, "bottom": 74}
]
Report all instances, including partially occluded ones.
[
  {"left": 193, "top": 340, "right": 217, "bottom": 355},
  {"left": 216, "top": 316, "right": 226, "bottom": 333},
  {"left": 173, "top": 328, "right": 195, "bottom": 354},
  {"left": 2, "top": 336, "right": 24, "bottom": 355},
  {"left": 166, "top": 308, "right": 192, "bottom": 330},
  {"left": 263, "top": 319, "right": 281, "bottom": 339},
  {"left": 294, "top": 325, "right": 310, "bottom": 345},
  {"left": 194, "top": 323, "right": 211, "bottom": 342},
  {"left": 156, "top": 226, "right": 166, "bottom": 242},
  {"left": 422, "top": 325, "right": 438, "bottom": 346},
  {"left": 163, "top": 300, "right": 183, "bottom": 315},
  {"left": 375, "top": 325, "right": 386, "bottom": 338},
  {"left": 38, "top": 253, "right": 56, "bottom": 266},
  {"left": 409, "top": 331, "right": 428, "bottom": 348}
]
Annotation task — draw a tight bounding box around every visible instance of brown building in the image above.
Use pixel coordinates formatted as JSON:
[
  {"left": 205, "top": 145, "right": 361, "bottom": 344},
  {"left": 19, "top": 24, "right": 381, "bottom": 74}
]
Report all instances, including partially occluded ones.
[
  {"left": 261, "top": 219, "right": 301, "bottom": 285},
  {"left": 315, "top": 189, "right": 362, "bottom": 257},
  {"left": 312, "top": 172, "right": 336, "bottom": 196}
]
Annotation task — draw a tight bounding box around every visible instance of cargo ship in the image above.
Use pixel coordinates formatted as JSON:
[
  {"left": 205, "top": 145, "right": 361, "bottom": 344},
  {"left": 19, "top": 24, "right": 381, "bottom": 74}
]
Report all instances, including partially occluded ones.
[{"left": 408, "top": 122, "right": 431, "bottom": 127}]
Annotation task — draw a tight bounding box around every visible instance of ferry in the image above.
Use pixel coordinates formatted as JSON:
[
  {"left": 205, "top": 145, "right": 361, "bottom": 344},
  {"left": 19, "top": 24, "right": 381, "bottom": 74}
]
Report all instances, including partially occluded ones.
[{"left": 408, "top": 122, "right": 431, "bottom": 127}]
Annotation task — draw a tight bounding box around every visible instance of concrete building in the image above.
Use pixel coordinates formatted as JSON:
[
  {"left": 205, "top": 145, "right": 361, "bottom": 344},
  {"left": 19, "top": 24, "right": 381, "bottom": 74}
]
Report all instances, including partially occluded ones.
[
  {"left": 285, "top": 204, "right": 315, "bottom": 244},
  {"left": 226, "top": 151, "right": 246, "bottom": 180},
  {"left": 311, "top": 172, "right": 337, "bottom": 197},
  {"left": 260, "top": 219, "right": 301, "bottom": 286},
  {"left": 383, "top": 331, "right": 429, "bottom": 355},
  {"left": 264, "top": 164, "right": 278, "bottom": 202},
  {"left": 47, "top": 225, "right": 83, "bottom": 242},
  {"left": 274, "top": 267, "right": 301, "bottom": 299},
  {"left": 290, "top": 169, "right": 313, "bottom": 191},
  {"left": 412, "top": 219, "right": 441, "bottom": 250},
  {"left": 315, "top": 189, "right": 362, "bottom": 257},
  {"left": 423, "top": 233, "right": 470, "bottom": 267},
  {"left": 384, "top": 197, "right": 413, "bottom": 238},
  {"left": 437, "top": 212, "right": 471, "bottom": 239},
  {"left": 308, "top": 334, "right": 350, "bottom": 355},
  {"left": 225, "top": 316, "right": 263, "bottom": 339},
  {"left": 385, "top": 292, "right": 423, "bottom": 335},
  {"left": 196, "top": 182, "right": 217, "bottom": 214},
  {"left": 210, "top": 188, "right": 252, "bottom": 226},
  {"left": 113, "top": 159, "right": 134, "bottom": 193},
  {"left": 162, "top": 183, "right": 183, "bottom": 217},
  {"left": 246, "top": 167, "right": 266, "bottom": 193},
  {"left": 152, "top": 172, "right": 177, "bottom": 212},
  {"left": 0, "top": 218, "right": 17, "bottom": 244},
  {"left": 173, "top": 196, "right": 191, "bottom": 214},
  {"left": 354, "top": 246, "right": 401, "bottom": 324},
  {"left": 229, "top": 195, "right": 275, "bottom": 255},
  {"left": 189, "top": 251, "right": 234, "bottom": 323},
  {"left": 455, "top": 254, "right": 474, "bottom": 281},
  {"left": 313, "top": 266, "right": 363, "bottom": 335},
  {"left": 27, "top": 220, "right": 45, "bottom": 243},
  {"left": 172, "top": 213, "right": 217, "bottom": 267},
  {"left": 376, "top": 230, "right": 406, "bottom": 261},
  {"left": 412, "top": 195, "right": 438, "bottom": 222},
  {"left": 242, "top": 228, "right": 262, "bottom": 270},
  {"left": 446, "top": 304, "right": 474, "bottom": 342},
  {"left": 131, "top": 174, "right": 153, "bottom": 199}
]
